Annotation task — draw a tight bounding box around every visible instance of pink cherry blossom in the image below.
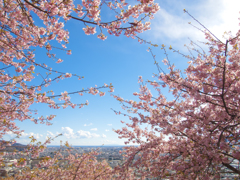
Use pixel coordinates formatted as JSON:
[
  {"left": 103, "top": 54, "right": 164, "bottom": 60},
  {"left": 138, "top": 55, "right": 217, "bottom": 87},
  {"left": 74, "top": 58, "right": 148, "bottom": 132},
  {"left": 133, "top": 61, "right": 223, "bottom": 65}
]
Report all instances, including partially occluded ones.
[
  {"left": 83, "top": 26, "right": 97, "bottom": 35},
  {"left": 56, "top": 59, "right": 63, "bottom": 63}
]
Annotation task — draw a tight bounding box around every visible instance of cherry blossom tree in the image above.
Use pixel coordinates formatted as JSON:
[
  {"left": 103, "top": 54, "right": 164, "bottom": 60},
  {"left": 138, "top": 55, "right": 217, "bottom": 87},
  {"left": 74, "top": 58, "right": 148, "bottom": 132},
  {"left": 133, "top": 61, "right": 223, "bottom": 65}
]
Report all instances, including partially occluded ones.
[
  {"left": 0, "top": 0, "right": 160, "bottom": 168},
  {"left": 0, "top": 0, "right": 159, "bottom": 173},
  {"left": 112, "top": 10, "right": 240, "bottom": 179}
]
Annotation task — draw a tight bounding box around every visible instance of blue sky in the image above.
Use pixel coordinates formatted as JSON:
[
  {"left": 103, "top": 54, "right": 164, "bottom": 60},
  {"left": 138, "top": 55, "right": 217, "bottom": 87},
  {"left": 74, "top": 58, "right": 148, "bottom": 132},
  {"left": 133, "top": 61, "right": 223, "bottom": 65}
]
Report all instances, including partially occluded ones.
[{"left": 5, "top": 0, "right": 240, "bottom": 145}]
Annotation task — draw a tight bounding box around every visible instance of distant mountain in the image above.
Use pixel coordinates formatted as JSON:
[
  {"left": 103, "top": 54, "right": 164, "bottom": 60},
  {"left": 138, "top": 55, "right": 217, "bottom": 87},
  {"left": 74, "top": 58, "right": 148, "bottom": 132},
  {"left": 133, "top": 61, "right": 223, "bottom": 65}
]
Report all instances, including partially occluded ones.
[
  {"left": 12, "top": 143, "right": 26, "bottom": 147},
  {"left": 0, "top": 140, "right": 26, "bottom": 146},
  {"left": 0, "top": 141, "right": 27, "bottom": 151}
]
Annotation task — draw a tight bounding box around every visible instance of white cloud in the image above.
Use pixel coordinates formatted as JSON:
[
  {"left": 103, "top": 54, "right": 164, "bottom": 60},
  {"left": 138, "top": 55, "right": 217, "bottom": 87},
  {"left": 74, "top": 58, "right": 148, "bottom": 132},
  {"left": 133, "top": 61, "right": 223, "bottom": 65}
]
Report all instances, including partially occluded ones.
[
  {"left": 102, "top": 134, "right": 107, "bottom": 138},
  {"left": 56, "top": 131, "right": 60, "bottom": 135},
  {"left": 47, "top": 131, "right": 54, "bottom": 136},
  {"left": 76, "top": 130, "right": 100, "bottom": 139},
  {"left": 14, "top": 139, "right": 30, "bottom": 144},
  {"left": 5, "top": 131, "right": 43, "bottom": 142},
  {"left": 6, "top": 131, "right": 15, "bottom": 137},
  {"left": 84, "top": 123, "right": 93, "bottom": 126},
  {"left": 107, "top": 124, "right": 112, "bottom": 126},
  {"left": 62, "top": 127, "right": 75, "bottom": 139},
  {"left": 22, "top": 132, "right": 42, "bottom": 139},
  {"left": 146, "top": 0, "right": 240, "bottom": 50},
  {"left": 102, "top": 140, "right": 116, "bottom": 144},
  {"left": 90, "top": 128, "right": 97, "bottom": 131},
  {"left": 61, "top": 127, "right": 100, "bottom": 139},
  {"left": 105, "top": 129, "right": 109, "bottom": 132}
]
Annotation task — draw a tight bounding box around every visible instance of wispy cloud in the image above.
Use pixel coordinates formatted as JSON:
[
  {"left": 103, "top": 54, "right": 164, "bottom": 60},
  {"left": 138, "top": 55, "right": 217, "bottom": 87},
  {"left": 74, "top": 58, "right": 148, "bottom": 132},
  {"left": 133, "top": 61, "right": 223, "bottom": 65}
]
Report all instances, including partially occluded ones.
[
  {"left": 84, "top": 123, "right": 93, "bottom": 126},
  {"left": 6, "top": 131, "right": 43, "bottom": 139},
  {"left": 21, "top": 132, "right": 43, "bottom": 139},
  {"left": 107, "top": 124, "right": 112, "bottom": 126},
  {"left": 102, "top": 134, "right": 106, "bottom": 138},
  {"left": 47, "top": 131, "right": 55, "bottom": 137},
  {"left": 5, "top": 131, "right": 48, "bottom": 144},
  {"left": 61, "top": 127, "right": 100, "bottom": 139},
  {"left": 145, "top": 0, "right": 240, "bottom": 50},
  {"left": 102, "top": 140, "right": 116, "bottom": 144},
  {"left": 62, "top": 127, "right": 75, "bottom": 139},
  {"left": 90, "top": 128, "right": 97, "bottom": 131},
  {"left": 6, "top": 131, "right": 15, "bottom": 138},
  {"left": 20, "top": 132, "right": 43, "bottom": 139},
  {"left": 105, "top": 129, "right": 110, "bottom": 132},
  {"left": 76, "top": 130, "right": 100, "bottom": 139}
]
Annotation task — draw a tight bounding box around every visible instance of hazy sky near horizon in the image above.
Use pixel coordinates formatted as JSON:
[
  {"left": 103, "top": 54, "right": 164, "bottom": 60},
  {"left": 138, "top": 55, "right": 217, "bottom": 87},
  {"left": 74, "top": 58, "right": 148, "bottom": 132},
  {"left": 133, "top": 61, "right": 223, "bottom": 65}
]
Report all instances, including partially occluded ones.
[{"left": 5, "top": 0, "right": 240, "bottom": 146}]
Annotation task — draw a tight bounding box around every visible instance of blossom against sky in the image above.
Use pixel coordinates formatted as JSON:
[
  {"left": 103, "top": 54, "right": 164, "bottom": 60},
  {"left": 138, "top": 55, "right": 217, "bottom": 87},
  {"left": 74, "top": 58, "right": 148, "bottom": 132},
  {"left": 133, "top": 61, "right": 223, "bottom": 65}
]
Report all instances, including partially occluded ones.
[{"left": 5, "top": 0, "right": 240, "bottom": 146}]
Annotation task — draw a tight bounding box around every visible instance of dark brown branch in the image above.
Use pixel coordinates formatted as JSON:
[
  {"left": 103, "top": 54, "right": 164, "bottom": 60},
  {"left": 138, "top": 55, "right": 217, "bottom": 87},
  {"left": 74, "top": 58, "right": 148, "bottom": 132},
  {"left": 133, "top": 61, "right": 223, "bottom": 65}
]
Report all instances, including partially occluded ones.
[{"left": 222, "top": 162, "right": 240, "bottom": 175}]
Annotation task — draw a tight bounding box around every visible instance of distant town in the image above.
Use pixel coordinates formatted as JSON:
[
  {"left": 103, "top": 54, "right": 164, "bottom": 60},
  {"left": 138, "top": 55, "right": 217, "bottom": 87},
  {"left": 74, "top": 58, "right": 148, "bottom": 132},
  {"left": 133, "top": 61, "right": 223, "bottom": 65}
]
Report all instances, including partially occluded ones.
[
  {"left": 0, "top": 143, "right": 126, "bottom": 178},
  {"left": 0, "top": 143, "right": 238, "bottom": 179}
]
